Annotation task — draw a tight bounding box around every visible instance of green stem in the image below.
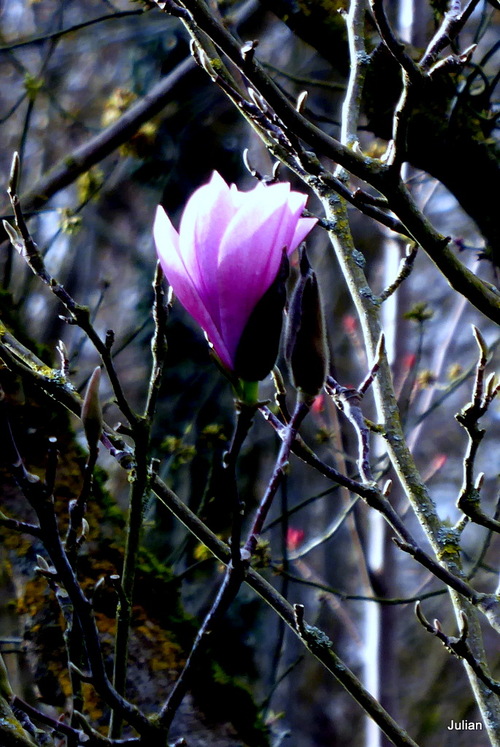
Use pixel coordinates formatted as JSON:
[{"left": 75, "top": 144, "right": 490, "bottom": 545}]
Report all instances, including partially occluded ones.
[
  {"left": 244, "top": 398, "right": 311, "bottom": 557},
  {"left": 225, "top": 401, "right": 258, "bottom": 566},
  {"left": 109, "top": 423, "right": 150, "bottom": 739},
  {"left": 110, "top": 266, "right": 170, "bottom": 739}
]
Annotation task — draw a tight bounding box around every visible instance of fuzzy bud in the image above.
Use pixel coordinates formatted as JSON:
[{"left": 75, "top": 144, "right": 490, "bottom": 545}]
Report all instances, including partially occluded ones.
[
  {"left": 285, "top": 250, "right": 328, "bottom": 396},
  {"left": 81, "top": 367, "right": 103, "bottom": 449},
  {"left": 233, "top": 250, "right": 289, "bottom": 381}
]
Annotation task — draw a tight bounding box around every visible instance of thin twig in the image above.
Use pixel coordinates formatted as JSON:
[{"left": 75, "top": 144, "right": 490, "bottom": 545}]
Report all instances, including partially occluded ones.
[
  {"left": 259, "top": 406, "right": 497, "bottom": 616},
  {"left": 416, "top": 603, "right": 500, "bottom": 695},
  {"left": 368, "top": 0, "right": 422, "bottom": 83},
  {"left": 12, "top": 695, "right": 88, "bottom": 743},
  {"left": 378, "top": 244, "right": 418, "bottom": 302},
  {"left": 144, "top": 263, "right": 170, "bottom": 423},
  {"left": 0, "top": 10, "right": 144, "bottom": 54},
  {"left": 455, "top": 327, "right": 500, "bottom": 532},
  {"left": 337, "top": 0, "right": 369, "bottom": 155},
  {"left": 276, "top": 569, "right": 447, "bottom": 606},
  {"left": 467, "top": 494, "right": 500, "bottom": 580},
  {"left": 224, "top": 403, "right": 258, "bottom": 567},
  {"left": 244, "top": 398, "right": 311, "bottom": 556},
  {"left": 419, "top": 0, "right": 482, "bottom": 71},
  {"left": 325, "top": 377, "right": 374, "bottom": 484},
  {"left": 108, "top": 427, "right": 150, "bottom": 738},
  {"left": 3, "top": 164, "right": 138, "bottom": 428},
  {"left": 158, "top": 397, "right": 309, "bottom": 730}
]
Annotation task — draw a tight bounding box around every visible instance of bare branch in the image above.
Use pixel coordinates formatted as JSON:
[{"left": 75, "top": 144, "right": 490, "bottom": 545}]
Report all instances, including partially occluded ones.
[
  {"left": 416, "top": 603, "right": 500, "bottom": 695},
  {"left": 419, "top": 0, "right": 482, "bottom": 71},
  {"left": 378, "top": 244, "right": 418, "bottom": 303},
  {"left": 456, "top": 328, "right": 500, "bottom": 532}
]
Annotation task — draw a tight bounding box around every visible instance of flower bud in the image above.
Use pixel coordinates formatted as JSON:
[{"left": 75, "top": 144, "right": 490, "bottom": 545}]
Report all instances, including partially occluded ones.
[
  {"left": 233, "top": 250, "right": 289, "bottom": 381},
  {"left": 285, "top": 250, "right": 328, "bottom": 396},
  {"left": 81, "top": 367, "right": 103, "bottom": 449},
  {"left": 153, "top": 172, "right": 316, "bottom": 375}
]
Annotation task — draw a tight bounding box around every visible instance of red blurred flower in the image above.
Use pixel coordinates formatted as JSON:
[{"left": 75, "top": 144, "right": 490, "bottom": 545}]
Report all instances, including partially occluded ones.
[
  {"left": 286, "top": 527, "right": 305, "bottom": 552},
  {"left": 342, "top": 314, "right": 357, "bottom": 335}
]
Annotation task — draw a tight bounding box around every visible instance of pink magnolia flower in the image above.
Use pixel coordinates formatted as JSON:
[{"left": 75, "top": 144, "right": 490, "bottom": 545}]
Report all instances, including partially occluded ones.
[{"left": 153, "top": 172, "right": 316, "bottom": 377}]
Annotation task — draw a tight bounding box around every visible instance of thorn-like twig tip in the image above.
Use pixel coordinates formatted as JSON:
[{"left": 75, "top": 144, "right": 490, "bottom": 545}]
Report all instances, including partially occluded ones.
[
  {"left": 375, "top": 332, "right": 385, "bottom": 360},
  {"left": 474, "top": 472, "right": 485, "bottom": 491},
  {"left": 415, "top": 600, "right": 426, "bottom": 625},
  {"left": 296, "top": 90, "right": 308, "bottom": 113},
  {"left": 472, "top": 325, "right": 488, "bottom": 360},
  {"left": 382, "top": 479, "right": 393, "bottom": 496},
  {"left": 2, "top": 219, "right": 19, "bottom": 246},
  {"left": 459, "top": 610, "right": 469, "bottom": 639},
  {"left": 8, "top": 151, "right": 20, "bottom": 194},
  {"left": 241, "top": 39, "right": 258, "bottom": 62}
]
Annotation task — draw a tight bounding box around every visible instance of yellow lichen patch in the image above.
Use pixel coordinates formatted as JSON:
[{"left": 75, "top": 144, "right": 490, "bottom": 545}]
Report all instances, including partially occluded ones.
[
  {"left": 438, "top": 544, "right": 460, "bottom": 561},
  {"left": 0, "top": 696, "right": 37, "bottom": 747}
]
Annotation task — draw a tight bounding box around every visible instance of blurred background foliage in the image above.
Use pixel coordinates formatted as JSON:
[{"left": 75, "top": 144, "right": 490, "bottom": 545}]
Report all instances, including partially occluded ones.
[{"left": 0, "top": 1, "right": 499, "bottom": 745}]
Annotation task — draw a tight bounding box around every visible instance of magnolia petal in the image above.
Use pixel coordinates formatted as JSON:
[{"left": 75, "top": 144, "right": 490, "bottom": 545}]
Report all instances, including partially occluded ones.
[
  {"left": 178, "top": 172, "right": 234, "bottom": 327},
  {"left": 261, "top": 184, "right": 308, "bottom": 257},
  {"left": 290, "top": 216, "right": 318, "bottom": 252},
  {"left": 236, "top": 185, "right": 315, "bottom": 257},
  {"left": 153, "top": 206, "right": 232, "bottom": 369},
  {"left": 153, "top": 203, "right": 180, "bottom": 259},
  {"left": 217, "top": 183, "right": 297, "bottom": 361},
  {"left": 275, "top": 189, "right": 317, "bottom": 254}
]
